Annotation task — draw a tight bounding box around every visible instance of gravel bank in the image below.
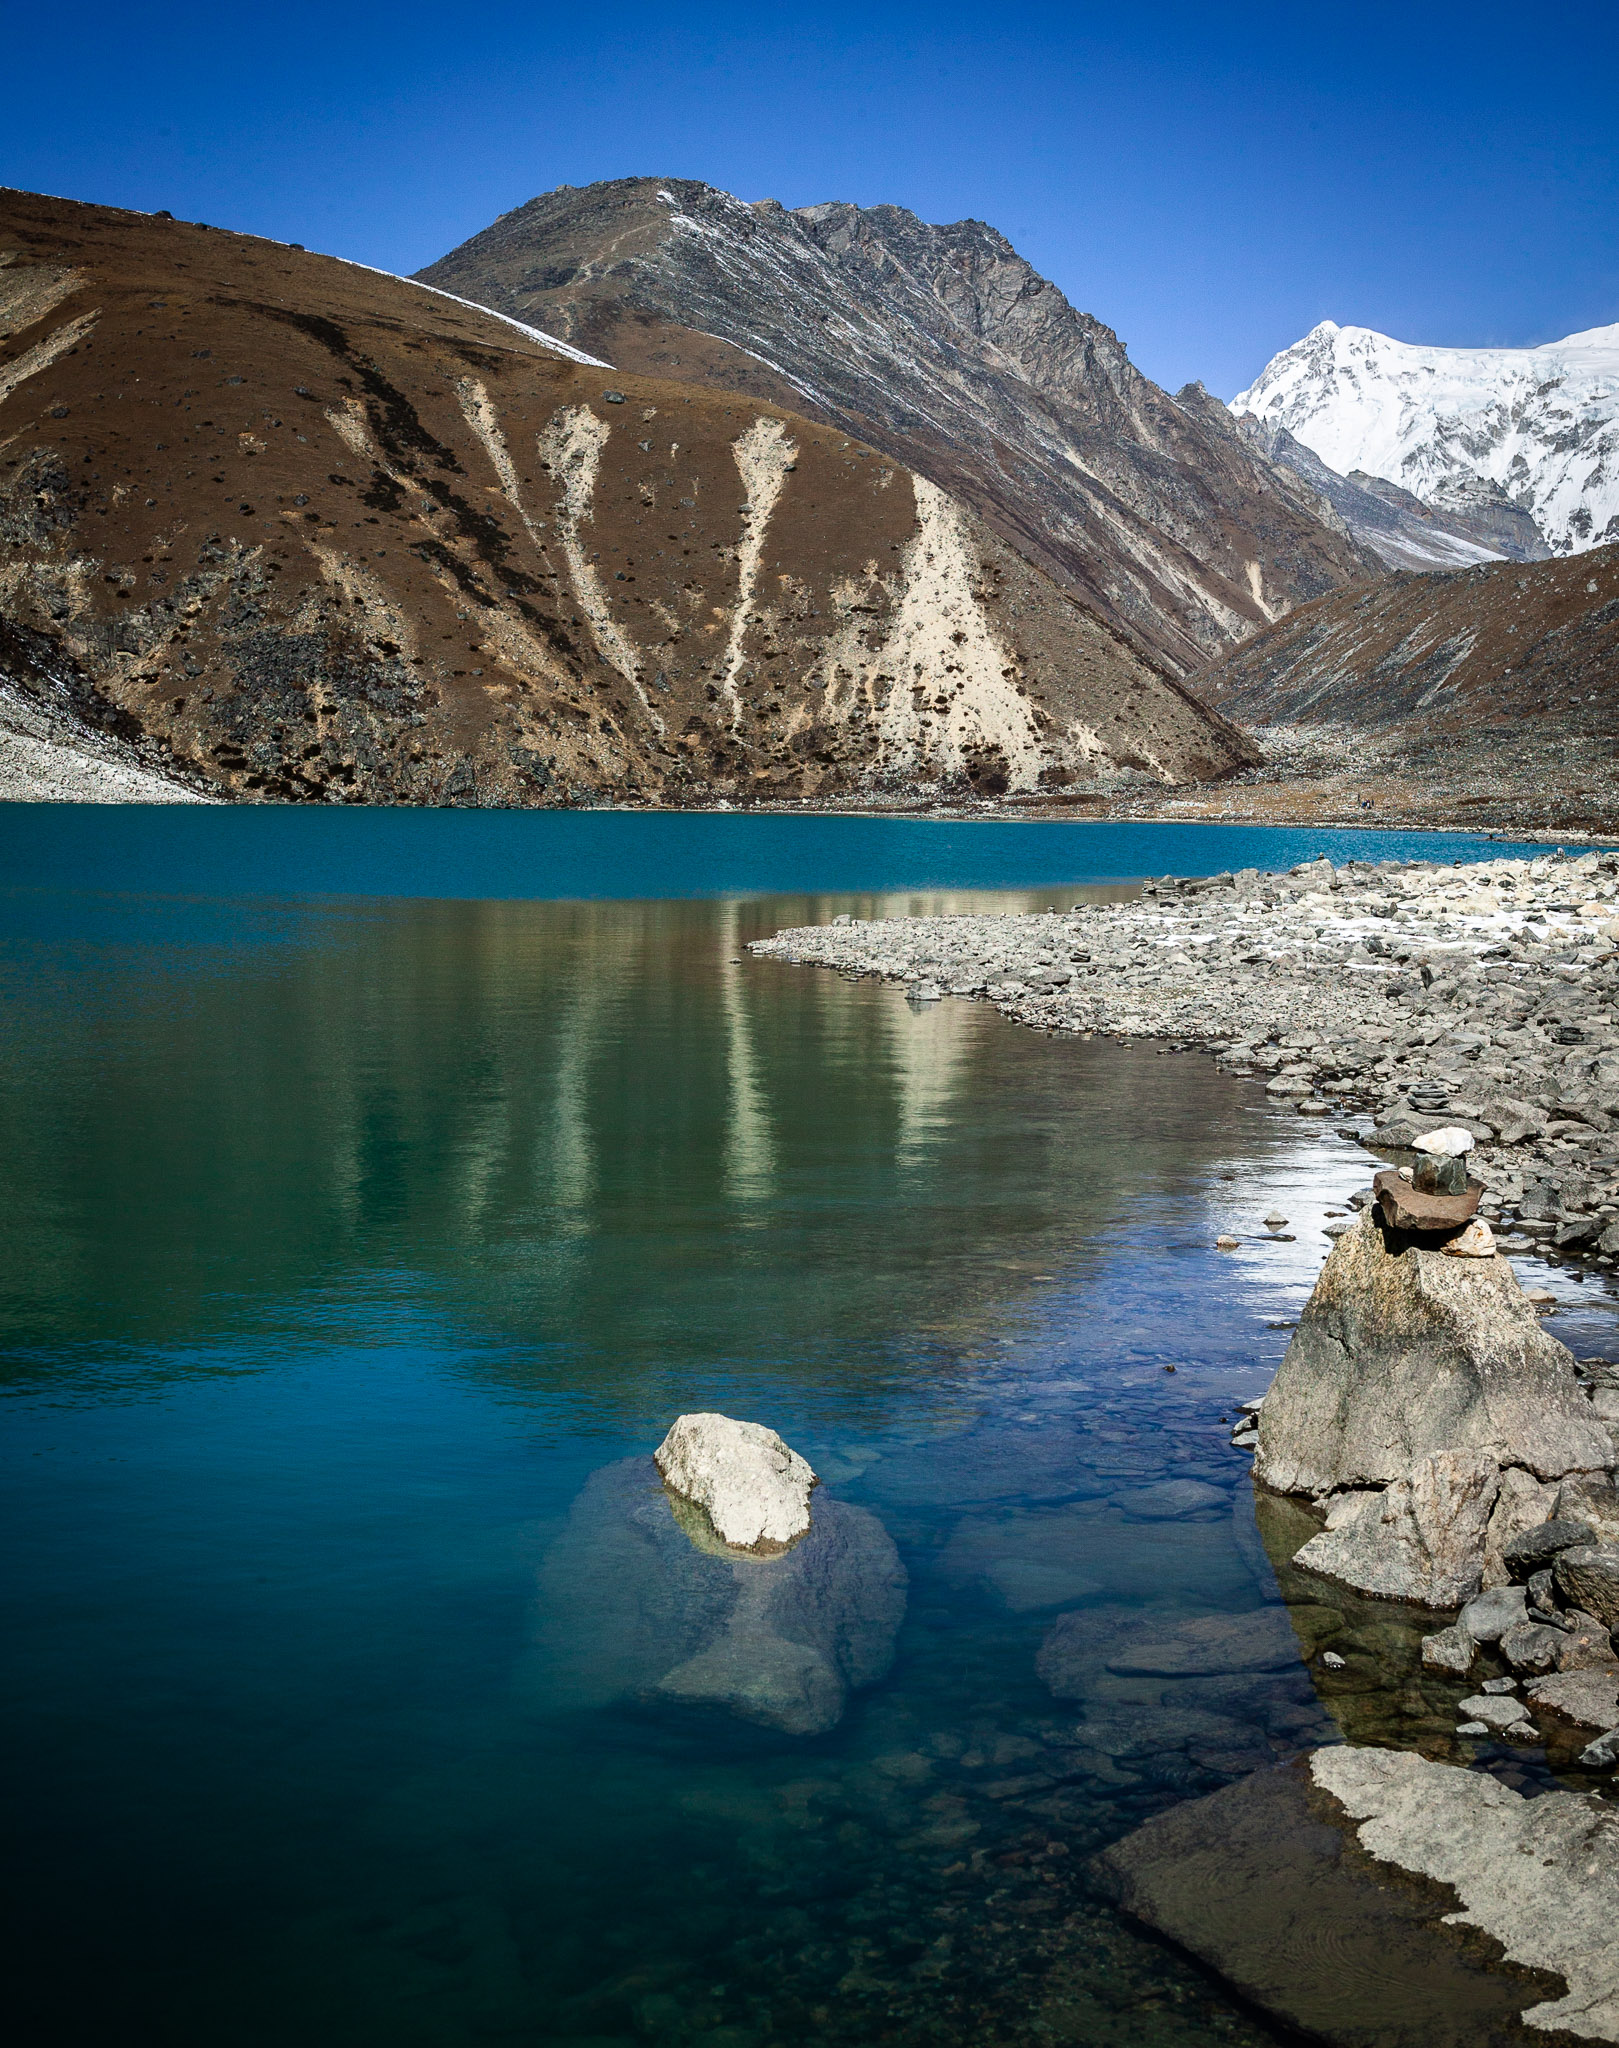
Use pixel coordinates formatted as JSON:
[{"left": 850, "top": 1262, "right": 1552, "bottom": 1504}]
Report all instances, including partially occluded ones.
[
  {"left": 0, "top": 685, "right": 214, "bottom": 804},
  {"left": 751, "top": 847, "right": 1619, "bottom": 1270}
]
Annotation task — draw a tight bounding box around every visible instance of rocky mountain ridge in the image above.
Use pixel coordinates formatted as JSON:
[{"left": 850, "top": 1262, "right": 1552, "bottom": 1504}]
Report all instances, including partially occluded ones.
[
  {"left": 1232, "top": 319, "right": 1619, "bottom": 557},
  {"left": 1228, "top": 412, "right": 1548, "bottom": 571},
  {"left": 0, "top": 188, "right": 1256, "bottom": 806},
  {"left": 418, "top": 178, "right": 1380, "bottom": 679}
]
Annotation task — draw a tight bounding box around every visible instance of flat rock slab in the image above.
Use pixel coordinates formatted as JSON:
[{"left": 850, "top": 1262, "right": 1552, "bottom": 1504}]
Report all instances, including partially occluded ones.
[
  {"left": 1373, "top": 1170, "right": 1480, "bottom": 1234},
  {"left": 1315, "top": 1745, "right": 1619, "bottom": 2044},
  {"left": 1110, "top": 1477, "right": 1229, "bottom": 1519},
  {"left": 1100, "top": 1606, "right": 1307, "bottom": 1677},
  {"left": 1456, "top": 1693, "right": 1532, "bottom": 1731},
  {"left": 1526, "top": 1668, "right": 1619, "bottom": 1731},
  {"left": 1096, "top": 1752, "right": 1573, "bottom": 2048}
]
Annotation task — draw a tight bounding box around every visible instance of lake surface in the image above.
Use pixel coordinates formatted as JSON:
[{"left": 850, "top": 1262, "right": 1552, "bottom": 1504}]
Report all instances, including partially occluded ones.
[{"left": 2, "top": 812, "right": 1602, "bottom": 2048}]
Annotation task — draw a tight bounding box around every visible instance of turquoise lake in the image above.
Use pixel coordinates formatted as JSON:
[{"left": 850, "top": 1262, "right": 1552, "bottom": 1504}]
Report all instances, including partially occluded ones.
[{"left": 3, "top": 810, "right": 1607, "bottom": 2048}]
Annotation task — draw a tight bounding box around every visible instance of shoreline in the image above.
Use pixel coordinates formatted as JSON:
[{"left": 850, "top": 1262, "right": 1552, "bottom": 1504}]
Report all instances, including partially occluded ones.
[{"left": 752, "top": 845, "right": 1619, "bottom": 1278}]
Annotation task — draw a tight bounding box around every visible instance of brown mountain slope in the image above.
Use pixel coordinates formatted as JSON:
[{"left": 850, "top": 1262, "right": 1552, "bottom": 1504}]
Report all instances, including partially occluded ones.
[
  {"left": 416, "top": 178, "right": 1381, "bottom": 680},
  {"left": 1190, "top": 542, "right": 1619, "bottom": 832},
  {"left": 0, "top": 188, "right": 1256, "bottom": 806}
]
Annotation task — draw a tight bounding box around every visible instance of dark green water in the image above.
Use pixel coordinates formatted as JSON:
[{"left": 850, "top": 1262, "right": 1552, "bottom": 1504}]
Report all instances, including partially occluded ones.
[{"left": 1, "top": 813, "right": 1592, "bottom": 2048}]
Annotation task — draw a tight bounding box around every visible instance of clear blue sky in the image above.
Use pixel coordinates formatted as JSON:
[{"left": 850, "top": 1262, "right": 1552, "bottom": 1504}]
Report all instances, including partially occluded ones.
[{"left": 6, "top": 1, "right": 1615, "bottom": 398}]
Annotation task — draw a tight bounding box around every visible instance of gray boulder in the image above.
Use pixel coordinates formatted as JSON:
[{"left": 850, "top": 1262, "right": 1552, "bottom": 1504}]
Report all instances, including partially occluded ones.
[
  {"left": 1256, "top": 1212, "right": 1612, "bottom": 1495},
  {"left": 1526, "top": 1667, "right": 1619, "bottom": 1731},
  {"left": 1553, "top": 1545, "right": 1619, "bottom": 1632},
  {"left": 1503, "top": 1518, "right": 1596, "bottom": 1578},
  {"left": 533, "top": 1455, "right": 907, "bottom": 1735},
  {"left": 1419, "top": 1621, "right": 1475, "bottom": 1675},
  {"left": 654, "top": 1412, "right": 815, "bottom": 1552},
  {"left": 1292, "top": 1452, "right": 1500, "bottom": 1608},
  {"left": 1459, "top": 1583, "right": 1528, "bottom": 1643},
  {"left": 1556, "top": 1477, "right": 1619, "bottom": 1545},
  {"left": 1498, "top": 1621, "right": 1569, "bottom": 1674},
  {"left": 1481, "top": 1468, "right": 1561, "bottom": 1588}
]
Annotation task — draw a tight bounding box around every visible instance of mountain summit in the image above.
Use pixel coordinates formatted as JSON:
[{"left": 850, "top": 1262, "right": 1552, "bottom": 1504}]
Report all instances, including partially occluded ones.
[
  {"left": 418, "top": 178, "right": 1378, "bottom": 677},
  {"left": 1231, "top": 320, "right": 1619, "bottom": 557}
]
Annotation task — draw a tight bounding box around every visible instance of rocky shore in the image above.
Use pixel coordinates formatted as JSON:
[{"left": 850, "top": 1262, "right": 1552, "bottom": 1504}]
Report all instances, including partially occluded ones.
[
  {"left": 756, "top": 844, "right": 1619, "bottom": 2037},
  {"left": 751, "top": 846, "right": 1619, "bottom": 1273}
]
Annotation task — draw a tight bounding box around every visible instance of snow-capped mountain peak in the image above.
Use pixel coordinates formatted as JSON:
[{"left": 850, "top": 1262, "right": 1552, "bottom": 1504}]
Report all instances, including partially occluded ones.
[{"left": 1230, "top": 320, "right": 1619, "bottom": 555}]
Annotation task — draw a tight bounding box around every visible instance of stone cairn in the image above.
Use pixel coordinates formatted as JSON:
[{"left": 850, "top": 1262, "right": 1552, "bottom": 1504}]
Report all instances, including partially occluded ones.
[{"left": 1253, "top": 1126, "right": 1619, "bottom": 1766}]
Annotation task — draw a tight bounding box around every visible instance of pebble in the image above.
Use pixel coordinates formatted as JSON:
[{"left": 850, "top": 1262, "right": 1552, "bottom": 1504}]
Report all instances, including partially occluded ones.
[{"left": 753, "top": 849, "right": 1619, "bottom": 1275}]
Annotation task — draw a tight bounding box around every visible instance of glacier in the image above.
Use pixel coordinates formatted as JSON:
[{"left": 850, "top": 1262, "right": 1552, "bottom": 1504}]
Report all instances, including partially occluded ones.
[{"left": 1230, "top": 320, "right": 1619, "bottom": 556}]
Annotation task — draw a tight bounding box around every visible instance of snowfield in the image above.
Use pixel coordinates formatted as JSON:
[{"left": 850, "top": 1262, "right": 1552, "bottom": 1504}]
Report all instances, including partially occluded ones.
[{"left": 1231, "top": 320, "right": 1619, "bottom": 556}]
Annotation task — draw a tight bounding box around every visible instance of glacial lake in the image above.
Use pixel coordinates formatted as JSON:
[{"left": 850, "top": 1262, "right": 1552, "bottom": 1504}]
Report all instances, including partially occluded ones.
[{"left": 3, "top": 809, "right": 1609, "bottom": 2048}]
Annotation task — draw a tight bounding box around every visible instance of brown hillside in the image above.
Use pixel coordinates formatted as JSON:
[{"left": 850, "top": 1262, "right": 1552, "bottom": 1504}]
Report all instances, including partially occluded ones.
[
  {"left": 1190, "top": 543, "right": 1619, "bottom": 832},
  {"left": 0, "top": 188, "right": 1256, "bottom": 807}
]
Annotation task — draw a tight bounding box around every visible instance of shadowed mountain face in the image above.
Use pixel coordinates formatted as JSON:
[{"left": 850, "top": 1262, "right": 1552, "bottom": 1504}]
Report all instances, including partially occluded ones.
[
  {"left": 0, "top": 189, "right": 1256, "bottom": 805},
  {"left": 1197, "top": 542, "right": 1619, "bottom": 734},
  {"left": 417, "top": 178, "right": 1380, "bottom": 679},
  {"left": 1193, "top": 543, "right": 1619, "bottom": 829}
]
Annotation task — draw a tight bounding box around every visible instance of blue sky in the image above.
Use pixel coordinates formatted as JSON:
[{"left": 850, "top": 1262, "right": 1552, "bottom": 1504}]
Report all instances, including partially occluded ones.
[{"left": 6, "top": 2, "right": 1615, "bottom": 397}]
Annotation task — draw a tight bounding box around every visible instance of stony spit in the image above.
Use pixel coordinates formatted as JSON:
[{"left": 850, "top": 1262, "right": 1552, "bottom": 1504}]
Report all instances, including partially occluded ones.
[{"left": 751, "top": 849, "right": 1619, "bottom": 1268}]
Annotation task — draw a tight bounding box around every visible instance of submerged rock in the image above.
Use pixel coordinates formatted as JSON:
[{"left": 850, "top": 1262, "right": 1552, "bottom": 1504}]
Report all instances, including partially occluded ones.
[
  {"left": 533, "top": 1456, "right": 906, "bottom": 1735},
  {"left": 654, "top": 1412, "right": 816, "bottom": 1553},
  {"left": 1255, "top": 1211, "right": 1611, "bottom": 1496}
]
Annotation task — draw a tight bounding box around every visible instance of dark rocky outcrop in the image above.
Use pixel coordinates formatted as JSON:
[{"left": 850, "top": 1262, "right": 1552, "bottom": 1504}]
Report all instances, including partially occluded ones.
[
  {"left": 418, "top": 177, "right": 1380, "bottom": 679},
  {"left": 1225, "top": 411, "right": 1549, "bottom": 570},
  {"left": 531, "top": 1455, "right": 906, "bottom": 1735},
  {"left": 1192, "top": 541, "right": 1619, "bottom": 834}
]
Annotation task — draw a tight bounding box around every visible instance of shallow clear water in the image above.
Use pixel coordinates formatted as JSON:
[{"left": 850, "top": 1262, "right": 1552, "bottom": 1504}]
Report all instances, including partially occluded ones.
[{"left": 2, "top": 813, "right": 1603, "bottom": 2048}]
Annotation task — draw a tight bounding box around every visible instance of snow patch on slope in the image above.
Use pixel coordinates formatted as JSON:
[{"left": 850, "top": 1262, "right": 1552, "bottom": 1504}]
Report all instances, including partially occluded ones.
[
  {"left": 337, "top": 256, "right": 610, "bottom": 367},
  {"left": 1232, "top": 320, "right": 1619, "bottom": 556}
]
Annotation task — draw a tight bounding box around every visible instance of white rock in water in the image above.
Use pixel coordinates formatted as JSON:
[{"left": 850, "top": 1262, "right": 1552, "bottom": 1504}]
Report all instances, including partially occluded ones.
[
  {"left": 1412, "top": 1126, "right": 1474, "bottom": 1156},
  {"left": 654, "top": 1413, "right": 816, "bottom": 1552}
]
